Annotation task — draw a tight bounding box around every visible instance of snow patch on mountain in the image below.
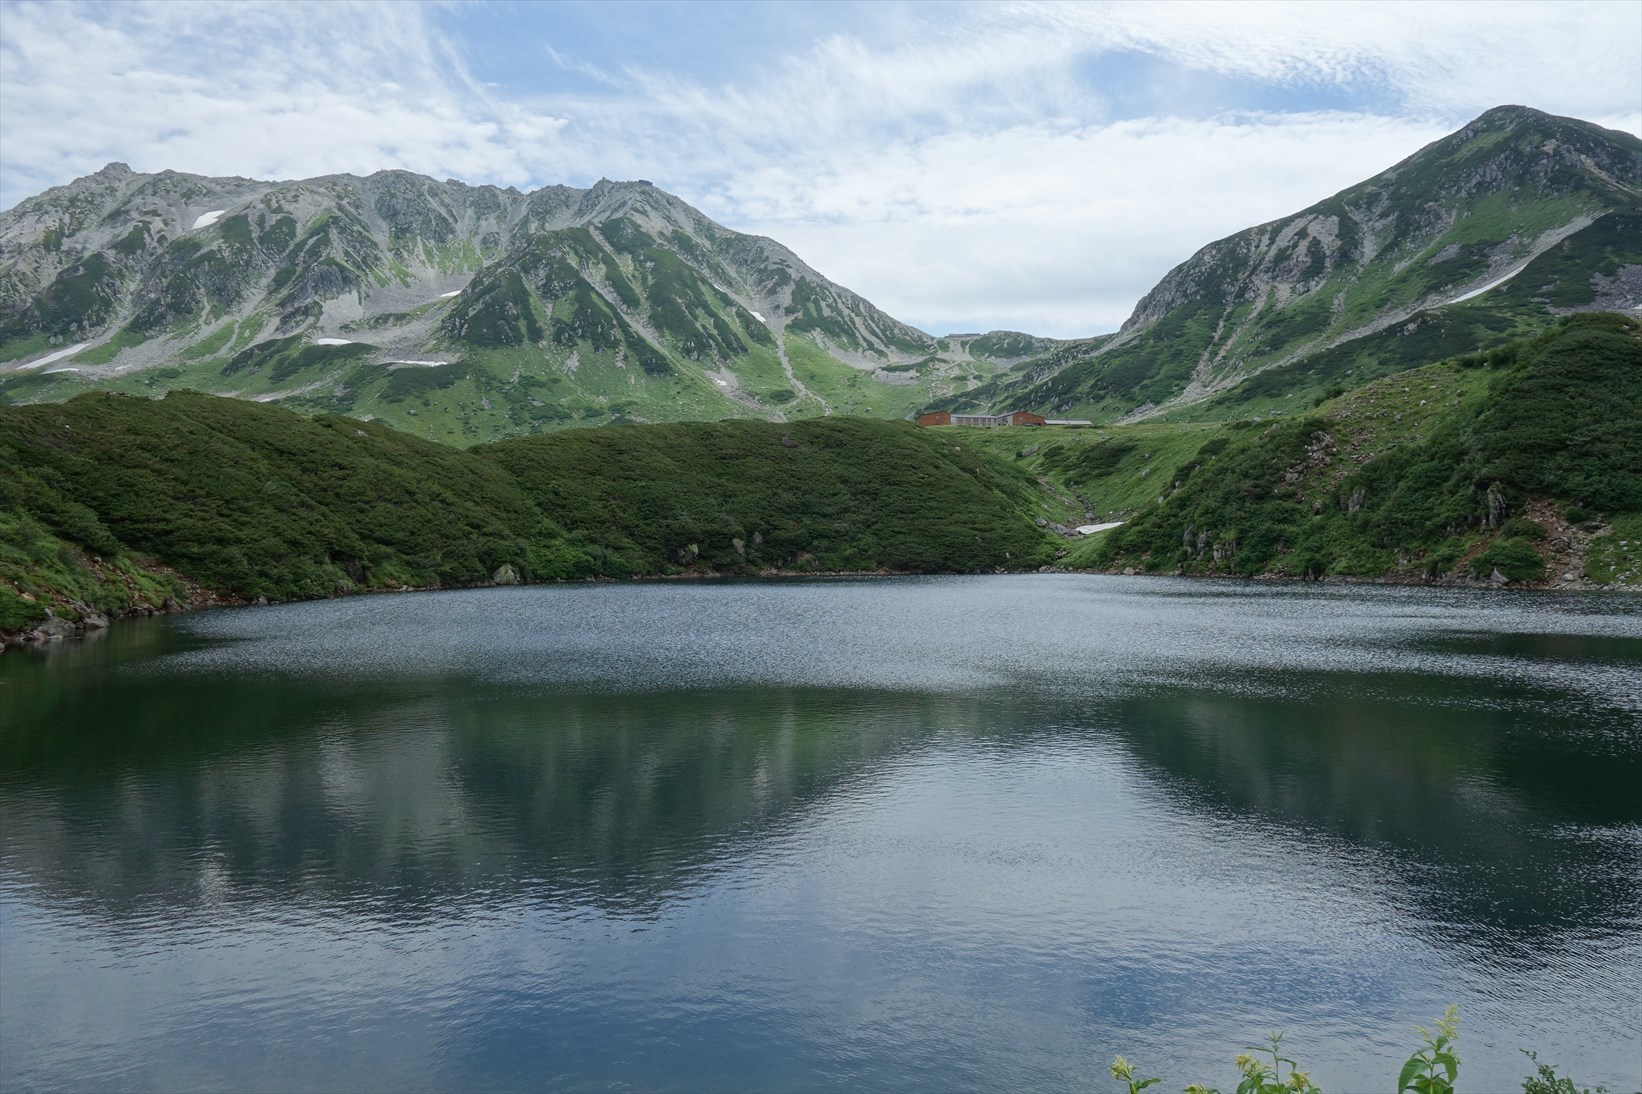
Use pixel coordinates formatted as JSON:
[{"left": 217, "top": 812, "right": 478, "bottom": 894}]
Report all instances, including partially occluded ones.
[
  {"left": 191, "top": 210, "right": 225, "bottom": 229},
  {"left": 15, "top": 342, "right": 88, "bottom": 369},
  {"left": 1443, "top": 265, "right": 1526, "bottom": 306}
]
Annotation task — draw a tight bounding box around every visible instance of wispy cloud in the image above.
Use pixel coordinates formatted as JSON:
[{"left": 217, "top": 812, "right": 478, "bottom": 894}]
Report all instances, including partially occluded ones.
[
  {"left": 0, "top": 1, "right": 563, "bottom": 200},
  {"left": 2, "top": 1, "right": 1637, "bottom": 336},
  {"left": 725, "top": 112, "right": 1456, "bottom": 335}
]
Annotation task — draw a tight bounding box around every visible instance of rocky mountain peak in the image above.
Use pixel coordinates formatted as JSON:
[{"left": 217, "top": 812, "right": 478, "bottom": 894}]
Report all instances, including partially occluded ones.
[
  {"left": 0, "top": 162, "right": 1010, "bottom": 441},
  {"left": 944, "top": 105, "right": 1641, "bottom": 423}
]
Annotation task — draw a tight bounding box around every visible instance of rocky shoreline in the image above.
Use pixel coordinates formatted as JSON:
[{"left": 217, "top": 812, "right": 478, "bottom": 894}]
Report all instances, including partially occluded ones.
[
  {"left": 7, "top": 563, "right": 1635, "bottom": 653},
  {"left": 0, "top": 564, "right": 985, "bottom": 650},
  {"left": 1056, "top": 565, "right": 1639, "bottom": 593}
]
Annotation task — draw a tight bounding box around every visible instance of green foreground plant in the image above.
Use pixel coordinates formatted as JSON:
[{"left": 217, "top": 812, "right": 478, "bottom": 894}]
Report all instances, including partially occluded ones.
[
  {"left": 1397, "top": 1005, "right": 1460, "bottom": 1094},
  {"left": 1110, "top": 1055, "right": 1161, "bottom": 1094},
  {"left": 1520, "top": 1050, "right": 1612, "bottom": 1094},
  {"left": 1105, "top": 1008, "right": 1620, "bottom": 1094},
  {"left": 1171, "top": 1030, "right": 1320, "bottom": 1094}
]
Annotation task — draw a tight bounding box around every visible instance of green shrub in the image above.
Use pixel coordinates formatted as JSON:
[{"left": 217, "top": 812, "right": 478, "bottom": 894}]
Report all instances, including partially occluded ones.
[
  {"left": 1561, "top": 505, "right": 1593, "bottom": 524},
  {"left": 1470, "top": 537, "right": 1546, "bottom": 581},
  {"left": 1520, "top": 1051, "right": 1610, "bottom": 1094},
  {"left": 1312, "top": 383, "right": 1346, "bottom": 407},
  {"left": 1423, "top": 540, "right": 1464, "bottom": 577},
  {"left": 1332, "top": 543, "right": 1397, "bottom": 577},
  {"left": 0, "top": 586, "right": 47, "bottom": 630},
  {"left": 1499, "top": 517, "right": 1547, "bottom": 540}
]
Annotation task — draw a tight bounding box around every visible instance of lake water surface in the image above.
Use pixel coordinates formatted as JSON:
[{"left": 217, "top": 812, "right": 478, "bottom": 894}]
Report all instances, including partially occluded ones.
[{"left": 2, "top": 576, "right": 1639, "bottom": 1091}]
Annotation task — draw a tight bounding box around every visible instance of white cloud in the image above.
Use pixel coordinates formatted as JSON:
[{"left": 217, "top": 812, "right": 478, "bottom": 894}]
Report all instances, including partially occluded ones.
[
  {"left": 1015, "top": 1, "right": 1641, "bottom": 121},
  {"left": 2, "top": 0, "right": 1637, "bottom": 338},
  {"left": 721, "top": 113, "right": 1454, "bottom": 335},
  {"left": 0, "top": 1, "right": 564, "bottom": 202}
]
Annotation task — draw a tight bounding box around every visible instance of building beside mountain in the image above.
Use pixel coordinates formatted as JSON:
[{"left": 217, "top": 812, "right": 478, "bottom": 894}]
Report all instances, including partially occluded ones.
[{"left": 916, "top": 410, "right": 1046, "bottom": 427}]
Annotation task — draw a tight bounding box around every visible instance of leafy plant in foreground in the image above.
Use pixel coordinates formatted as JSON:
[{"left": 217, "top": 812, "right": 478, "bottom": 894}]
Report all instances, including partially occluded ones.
[
  {"left": 1520, "top": 1050, "right": 1612, "bottom": 1094},
  {"left": 1110, "top": 1054, "right": 1161, "bottom": 1094},
  {"left": 1397, "top": 1005, "right": 1460, "bottom": 1094},
  {"left": 1106, "top": 1009, "right": 1620, "bottom": 1094},
  {"left": 1181, "top": 1030, "right": 1320, "bottom": 1094},
  {"left": 1112, "top": 1009, "right": 1475, "bottom": 1094}
]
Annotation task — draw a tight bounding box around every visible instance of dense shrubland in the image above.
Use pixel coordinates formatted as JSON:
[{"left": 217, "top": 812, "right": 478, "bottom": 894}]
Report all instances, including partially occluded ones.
[
  {"left": 4, "top": 314, "right": 1636, "bottom": 638},
  {"left": 1075, "top": 314, "right": 1641, "bottom": 582},
  {"left": 0, "top": 394, "right": 1050, "bottom": 633}
]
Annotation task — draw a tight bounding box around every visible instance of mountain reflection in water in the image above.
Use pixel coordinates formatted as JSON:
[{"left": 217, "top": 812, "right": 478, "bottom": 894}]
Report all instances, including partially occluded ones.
[{"left": 3, "top": 577, "right": 1638, "bottom": 1092}]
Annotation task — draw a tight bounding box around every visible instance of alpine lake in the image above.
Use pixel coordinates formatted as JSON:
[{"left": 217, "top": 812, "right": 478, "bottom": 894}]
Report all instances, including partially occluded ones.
[{"left": 2, "top": 575, "right": 1639, "bottom": 1092}]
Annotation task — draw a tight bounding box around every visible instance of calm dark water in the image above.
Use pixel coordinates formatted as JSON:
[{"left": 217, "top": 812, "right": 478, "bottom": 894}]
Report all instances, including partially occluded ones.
[{"left": 2, "top": 576, "right": 1639, "bottom": 1092}]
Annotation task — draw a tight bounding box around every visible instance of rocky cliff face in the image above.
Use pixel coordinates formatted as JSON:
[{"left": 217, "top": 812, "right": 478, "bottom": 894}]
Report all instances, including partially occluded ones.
[
  {"left": 0, "top": 166, "right": 1017, "bottom": 440},
  {"left": 952, "top": 106, "right": 1642, "bottom": 421}
]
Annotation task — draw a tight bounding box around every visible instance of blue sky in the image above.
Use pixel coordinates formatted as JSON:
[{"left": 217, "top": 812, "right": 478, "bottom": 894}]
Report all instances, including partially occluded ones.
[{"left": 1, "top": 0, "right": 1638, "bottom": 336}]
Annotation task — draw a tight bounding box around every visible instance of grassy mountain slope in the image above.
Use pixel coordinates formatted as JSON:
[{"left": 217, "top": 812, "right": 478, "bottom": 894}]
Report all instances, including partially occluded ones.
[
  {"left": 1062, "top": 313, "right": 1641, "bottom": 583},
  {"left": 478, "top": 417, "right": 1049, "bottom": 576},
  {"left": 0, "top": 394, "right": 1051, "bottom": 636},
  {"left": 940, "top": 107, "right": 1642, "bottom": 423},
  {"left": 0, "top": 168, "right": 1022, "bottom": 439},
  {"left": 930, "top": 419, "right": 1234, "bottom": 529},
  {"left": 0, "top": 391, "right": 580, "bottom": 616}
]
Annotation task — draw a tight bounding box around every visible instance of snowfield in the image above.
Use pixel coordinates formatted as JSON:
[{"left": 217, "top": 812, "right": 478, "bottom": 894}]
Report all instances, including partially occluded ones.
[
  {"left": 16, "top": 342, "right": 89, "bottom": 369},
  {"left": 440, "top": 290, "right": 462, "bottom": 298},
  {"left": 313, "top": 338, "right": 355, "bottom": 346},
  {"left": 1075, "top": 521, "right": 1127, "bottom": 535},
  {"left": 191, "top": 210, "right": 225, "bottom": 229},
  {"left": 1443, "top": 266, "right": 1525, "bottom": 306}
]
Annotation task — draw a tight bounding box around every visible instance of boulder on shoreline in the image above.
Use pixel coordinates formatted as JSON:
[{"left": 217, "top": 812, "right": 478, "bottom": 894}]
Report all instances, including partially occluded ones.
[{"left": 31, "top": 618, "right": 78, "bottom": 641}]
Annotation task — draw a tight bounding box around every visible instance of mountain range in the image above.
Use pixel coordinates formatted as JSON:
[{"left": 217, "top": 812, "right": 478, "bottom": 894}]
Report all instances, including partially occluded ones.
[
  {"left": 0, "top": 105, "right": 1637, "bottom": 443},
  {"left": 6, "top": 102, "right": 1642, "bottom": 637},
  {"left": 0, "top": 166, "right": 1048, "bottom": 442}
]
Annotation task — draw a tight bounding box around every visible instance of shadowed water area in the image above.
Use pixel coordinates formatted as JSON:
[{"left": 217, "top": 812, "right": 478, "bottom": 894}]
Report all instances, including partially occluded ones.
[{"left": 2, "top": 576, "right": 1639, "bottom": 1091}]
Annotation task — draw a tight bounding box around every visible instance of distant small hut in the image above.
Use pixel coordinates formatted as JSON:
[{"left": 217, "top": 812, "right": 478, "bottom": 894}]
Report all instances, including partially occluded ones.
[{"left": 916, "top": 410, "right": 1046, "bottom": 428}]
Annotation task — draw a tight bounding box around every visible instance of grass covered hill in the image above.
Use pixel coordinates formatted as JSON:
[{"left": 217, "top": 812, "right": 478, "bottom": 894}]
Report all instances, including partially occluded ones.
[
  {"left": 5, "top": 313, "right": 1635, "bottom": 639},
  {"left": 0, "top": 393, "right": 1052, "bottom": 635},
  {"left": 1066, "top": 313, "right": 1642, "bottom": 583},
  {"left": 477, "top": 416, "right": 1049, "bottom": 577}
]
